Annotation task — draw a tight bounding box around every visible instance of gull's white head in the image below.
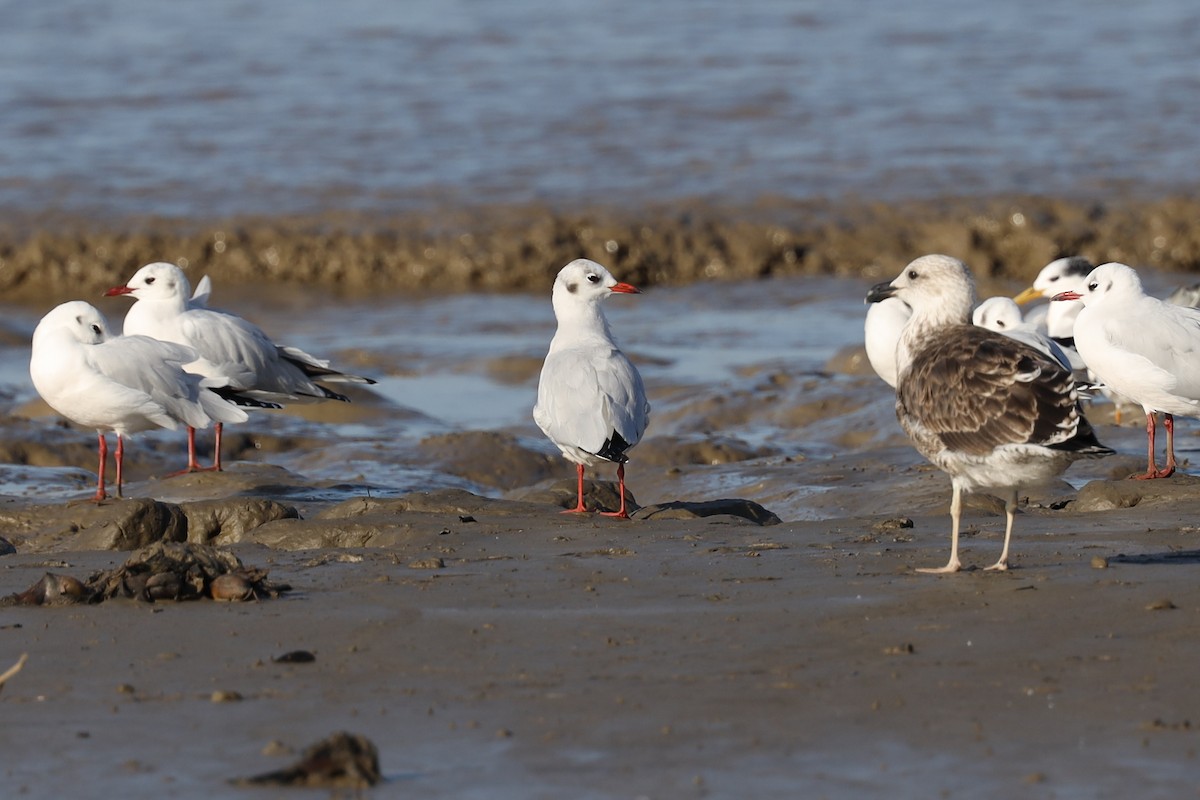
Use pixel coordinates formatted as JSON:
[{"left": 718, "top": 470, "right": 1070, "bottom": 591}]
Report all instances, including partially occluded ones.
[
  {"left": 553, "top": 259, "right": 639, "bottom": 301},
  {"left": 33, "top": 300, "right": 112, "bottom": 347},
  {"left": 972, "top": 296, "right": 1025, "bottom": 333},
  {"left": 1052, "top": 262, "right": 1144, "bottom": 307},
  {"left": 1014, "top": 256, "right": 1094, "bottom": 304},
  {"left": 104, "top": 261, "right": 192, "bottom": 304},
  {"left": 550, "top": 259, "right": 640, "bottom": 326},
  {"left": 869, "top": 254, "right": 975, "bottom": 325}
]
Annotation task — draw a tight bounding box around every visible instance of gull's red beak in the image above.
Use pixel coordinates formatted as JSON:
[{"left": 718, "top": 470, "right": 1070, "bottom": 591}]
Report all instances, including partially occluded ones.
[
  {"left": 1051, "top": 290, "right": 1082, "bottom": 302},
  {"left": 610, "top": 282, "right": 640, "bottom": 294},
  {"left": 103, "top": 285, "right": 134, "bottom": 297}
]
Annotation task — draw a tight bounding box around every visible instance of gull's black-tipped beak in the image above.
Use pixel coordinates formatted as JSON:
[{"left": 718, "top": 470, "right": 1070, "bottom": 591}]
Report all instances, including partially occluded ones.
[{"left": 865, "top": 281, "right": 896, "bottom": 304}]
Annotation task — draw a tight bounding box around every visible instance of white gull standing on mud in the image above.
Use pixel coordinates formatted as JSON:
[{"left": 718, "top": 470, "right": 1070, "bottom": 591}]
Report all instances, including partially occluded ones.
[
  {"left": 533, "top": 259, "right": 650, "bottom": 519},
  {"left": 29, "top": 301, "right": 249, "bottom": 501},
  {"left": 868, "top": 254, "right": 1112, "bottom": 573},
  {"left": 1055, "top": 262, "right": 1200, "bottom": 480},
  {"left": 105, "top": 262, "right": 375, "bottom": 472}
]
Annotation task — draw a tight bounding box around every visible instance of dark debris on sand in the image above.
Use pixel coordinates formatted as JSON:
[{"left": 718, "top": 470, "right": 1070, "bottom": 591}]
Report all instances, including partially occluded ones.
[
  {"left": 0, "top": 542, "right": 290, "bottom": 606},
  {"left": 231, "top": 731, "right": 382, "bottom": 790}
]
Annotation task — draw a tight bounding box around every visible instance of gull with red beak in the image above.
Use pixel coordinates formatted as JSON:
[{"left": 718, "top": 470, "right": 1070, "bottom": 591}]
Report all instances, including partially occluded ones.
[
  {"left": 1054, "top": 262, "right": 1200, "bottom": 479},
  {"left": 105, "top": 262, "right": 375, "bottom": 472},
  {"left": 30, "top": 301, "right": 248, "bottom": 501},
  {"left": 533, "top": 259, "right": 650, "bottom": 518}
]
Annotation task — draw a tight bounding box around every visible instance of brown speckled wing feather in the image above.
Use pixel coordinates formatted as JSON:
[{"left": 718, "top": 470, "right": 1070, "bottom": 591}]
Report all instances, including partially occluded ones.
[{"left": 898, "top": 326, "right": 1080, "bottom": 456}]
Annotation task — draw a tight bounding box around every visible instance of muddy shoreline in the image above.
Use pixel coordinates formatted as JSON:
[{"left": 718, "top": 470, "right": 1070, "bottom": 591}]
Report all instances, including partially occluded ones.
[
  {"left": 3, "top": 191, "right": 1200, "bottom": 303},
  {"left": 3, "top": 462, "right": 1200, "bottom": 797},
  {"left": 4, "top": 193, "right": 1200, "bottom": 795}
]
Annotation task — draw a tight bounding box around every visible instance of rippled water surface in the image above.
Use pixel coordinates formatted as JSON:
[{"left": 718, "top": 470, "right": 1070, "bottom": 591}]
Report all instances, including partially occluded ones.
[
  {"left": 1, "top": 0, "right": 1198, "bottom": 217},
  {"left": 0, "top": 274, "right": 884, "bottom": 509}
]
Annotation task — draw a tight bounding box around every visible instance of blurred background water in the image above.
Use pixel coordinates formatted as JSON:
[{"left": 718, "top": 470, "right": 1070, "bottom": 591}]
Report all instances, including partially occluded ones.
[{"left": 1, "top": 0, "right": 1198, "bottom": 219}]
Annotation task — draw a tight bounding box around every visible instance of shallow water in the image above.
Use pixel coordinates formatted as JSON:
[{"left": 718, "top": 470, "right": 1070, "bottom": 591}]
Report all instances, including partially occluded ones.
[
  {"left": 5, "top": 269, "right": 1166, "bottom": 521},
  {"left": 1, "top": 0, "right": 1199, "bottom": 218},
  {"left": 2, "top": 274, "right": 879, "bottom": 512}
]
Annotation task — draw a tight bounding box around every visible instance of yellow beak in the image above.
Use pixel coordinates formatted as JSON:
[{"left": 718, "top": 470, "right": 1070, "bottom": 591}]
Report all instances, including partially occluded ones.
[{"left": 1012, "top": 286, "right": 1045, "bottom": 305}]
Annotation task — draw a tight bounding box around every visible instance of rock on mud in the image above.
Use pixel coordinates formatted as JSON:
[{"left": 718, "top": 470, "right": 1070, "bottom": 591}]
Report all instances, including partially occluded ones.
[
  {"left": 515, "top": 479, "right": 636, "bottom": 516},
  {"left": 76, "top": 499, "right": 188, "bottom": 551},
  {"left": 182, "top": 498, "right": 299, "bottom": 545},
  {"left": 1073, "top": 474, "right": 1200, "bottom": 512},
  {"left": 633, "top": 498, "right": 782, "bottom": 526}
]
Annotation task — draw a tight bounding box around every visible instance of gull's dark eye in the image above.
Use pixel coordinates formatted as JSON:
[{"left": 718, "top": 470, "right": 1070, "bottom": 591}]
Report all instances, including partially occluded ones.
[
  {"left": 907, "top": 270, "right": 918, "bottom": 280},
  {"left": 1088, "top": 281, "right": 1098, "bottom": 291},
  {"left": 996, "top": 320, "right": 1006, "bottom": 328},
  {"left": 91, "top": 324, "right": 102, "bottom": 335},
  {"left": 586, "top": 273, "right": 600, "bottom": 283},
  {"left": 1049, "top": 275, "right": 1059, "bottom": 282},
  {"left": 145, "top": 277, "right": 155, "bottom": 285}
]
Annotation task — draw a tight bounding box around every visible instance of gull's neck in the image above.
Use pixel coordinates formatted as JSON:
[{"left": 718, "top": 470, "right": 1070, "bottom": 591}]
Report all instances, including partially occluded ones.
[
  {"left": 1045, "top": 300, "right": 1082, "bottom": 338},
  {"left": 549, "top": 295, "right": 615, "bottom": 351},
  {"left": 897, "top": 297, "right": 971, "bottom": 379}
]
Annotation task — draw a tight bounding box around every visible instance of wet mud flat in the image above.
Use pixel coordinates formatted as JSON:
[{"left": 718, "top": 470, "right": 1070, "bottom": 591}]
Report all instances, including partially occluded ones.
[
  {"left": 3, "top": 458, "right": 1200, "bottom": 797},
  {"left": 4, "top": 193, "right": 1200, "bottom": 795},
  {"left": 4, "top": 191, "right": 1200, "bottom": 304}
]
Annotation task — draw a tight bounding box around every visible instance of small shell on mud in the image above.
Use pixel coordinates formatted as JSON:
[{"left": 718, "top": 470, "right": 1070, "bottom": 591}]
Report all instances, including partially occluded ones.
[
  {"left": 5, "top": 573, "right": 90, "bottom": 605},
  {"left": 44, "top": 573, "right": 87, "bottom": 600},
  {"left": 143, "top": 572, "right": 182, "bottom": 601},
  {"left": 210, "top": 574, "right": 256, "bottom": 602}
]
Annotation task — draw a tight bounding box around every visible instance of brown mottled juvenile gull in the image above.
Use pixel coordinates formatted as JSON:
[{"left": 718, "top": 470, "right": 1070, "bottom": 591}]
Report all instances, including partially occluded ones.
[{"left": 867, "top": 255, "right": 1112, "bottom": 573}]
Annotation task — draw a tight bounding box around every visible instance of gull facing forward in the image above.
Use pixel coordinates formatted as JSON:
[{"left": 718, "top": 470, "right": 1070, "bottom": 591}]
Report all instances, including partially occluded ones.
[
  {"left": 869, "top": 255, "right": 1112, "bottom": 573},
  {"left": 30, "top": 301, "right": 248, "bottom": 501},
  {"left": 534, "top": 259, "right": 650, "bottom": 518}
]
